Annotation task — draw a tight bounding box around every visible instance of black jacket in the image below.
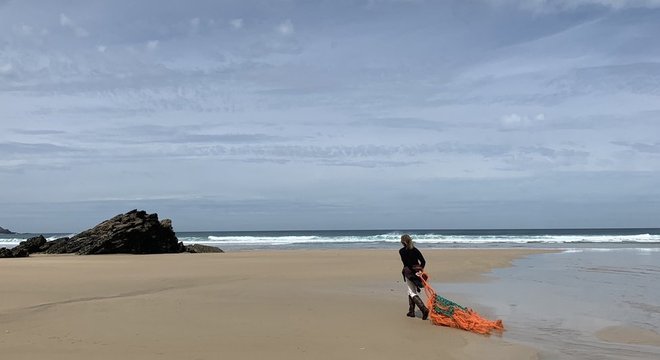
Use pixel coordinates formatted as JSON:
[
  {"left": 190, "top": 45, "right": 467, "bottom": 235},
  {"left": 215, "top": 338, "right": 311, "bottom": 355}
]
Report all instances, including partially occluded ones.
[
  {"left": 399, "top": 247, "right": 426, "bottom": 269},
  {"left": 399, "top": 247, "right": 426, "bottom": 287}
]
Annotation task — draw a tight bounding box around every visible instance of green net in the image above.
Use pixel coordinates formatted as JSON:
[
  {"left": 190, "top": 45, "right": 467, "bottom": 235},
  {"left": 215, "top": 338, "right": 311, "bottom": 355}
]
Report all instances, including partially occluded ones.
[{"left": 433, "top": 294, "right": 467, "bottom": 317}]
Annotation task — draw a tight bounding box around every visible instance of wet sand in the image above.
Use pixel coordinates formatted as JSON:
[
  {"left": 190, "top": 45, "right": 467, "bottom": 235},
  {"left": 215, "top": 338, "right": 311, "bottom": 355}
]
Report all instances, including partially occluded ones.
[
  {"left": 596, "top": 326, "right": 660, "bottom": 346},
  {"left": 0, "top": 249, "right": 546, "bottom": 359}
]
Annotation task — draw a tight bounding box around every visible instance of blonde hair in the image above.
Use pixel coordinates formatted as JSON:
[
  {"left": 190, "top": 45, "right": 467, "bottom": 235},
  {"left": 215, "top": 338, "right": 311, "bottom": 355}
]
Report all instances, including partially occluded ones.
[{"left": 401, "top": 234, "right": 414, "bottom": 250}]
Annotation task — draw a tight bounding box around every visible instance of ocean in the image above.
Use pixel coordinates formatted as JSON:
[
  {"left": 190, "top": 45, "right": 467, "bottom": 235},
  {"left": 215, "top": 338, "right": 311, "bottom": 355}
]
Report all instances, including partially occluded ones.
[
  {"left": 5, "top": 228, "right": 658, "bottom": 250},
  {"left": 2, "top": 228, "right": 659, "bottom": 359}
]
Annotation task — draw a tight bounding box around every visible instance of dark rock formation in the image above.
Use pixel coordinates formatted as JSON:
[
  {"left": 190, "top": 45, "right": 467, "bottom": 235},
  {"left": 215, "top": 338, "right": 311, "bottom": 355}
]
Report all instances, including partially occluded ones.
[
  {"left": 11, "top": 235, "right": 47, "bottom": 255},
  {"left": 0, "top": 246, "right": 28, "bottom": 258},
  {"left": 39, "top": 237, "right": 70, "bottom": 253},
  {"left": 184, "top": 244, "right": 224, "bottom": 253},
  {"left": 12, "top": 248, "right": 29, "bottom": 258},
  {"left": 0, "top": 226, "right": 14, "bottom": 234},
  {"left": 1, "top": 210, "right": 226, "bottom": 259},
  {"left": 43, "top": 210, "right": 184, "bottom": 255},
  {"left": 0, "top": 248, "right": 14, "bottom": 258}
]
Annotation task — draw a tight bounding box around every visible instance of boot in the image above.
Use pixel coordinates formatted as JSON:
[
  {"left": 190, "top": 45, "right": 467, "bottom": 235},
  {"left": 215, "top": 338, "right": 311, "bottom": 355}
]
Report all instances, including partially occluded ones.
[
  {"left": 406, "top": 296, "right": 415, "bottom": 317},
  {"left": 412, "top": 295, "right": 429, "bottom": 320}
]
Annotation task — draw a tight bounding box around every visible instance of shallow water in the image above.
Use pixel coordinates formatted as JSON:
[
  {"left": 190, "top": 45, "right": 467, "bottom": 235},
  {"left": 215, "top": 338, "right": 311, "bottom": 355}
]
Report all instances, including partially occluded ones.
[{"left": 436, "top": 249, "right": 660, "bottom": 360}]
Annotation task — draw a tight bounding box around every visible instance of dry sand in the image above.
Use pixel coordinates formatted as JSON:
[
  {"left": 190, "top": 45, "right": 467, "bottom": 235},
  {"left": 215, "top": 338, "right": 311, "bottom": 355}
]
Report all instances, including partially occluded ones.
[{"left": 0, "top": 249, "right": 545, "bottom": 360}]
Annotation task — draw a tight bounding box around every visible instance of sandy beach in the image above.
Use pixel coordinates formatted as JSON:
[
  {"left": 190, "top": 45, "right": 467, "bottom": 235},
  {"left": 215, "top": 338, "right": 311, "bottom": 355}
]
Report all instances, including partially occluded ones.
[{"left": 0, "top": 249, "right": 551, "bottom": 359}]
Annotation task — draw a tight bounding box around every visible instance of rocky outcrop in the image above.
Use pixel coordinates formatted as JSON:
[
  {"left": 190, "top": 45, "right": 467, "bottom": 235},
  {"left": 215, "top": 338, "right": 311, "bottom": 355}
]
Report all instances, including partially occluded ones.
[
  {"left": 0, "top": 226, "right": 14, "bottom": 234},
  {"left": 1, "top": 210, "right": 227, "bottom": 258},
  {"left": 0, "top": 235, "right": 40, "bottom": 258},
  {"left": 0, "top": 248, "right": 15, "bottom": 258},
  {"left": 43, "top": 210, "right": 184, "bottom": 255},
  {"left": 0, "top": 246, "right": 29, "bottom": 258},
  {"left": 38, "top": 237, "right": 70, "bottom": 253},
  {"left": 184, "top": 244, "right": 224, "bottom": 253},
  {"left": 12, "top": 235, "right": 47, "bottom": 254}
]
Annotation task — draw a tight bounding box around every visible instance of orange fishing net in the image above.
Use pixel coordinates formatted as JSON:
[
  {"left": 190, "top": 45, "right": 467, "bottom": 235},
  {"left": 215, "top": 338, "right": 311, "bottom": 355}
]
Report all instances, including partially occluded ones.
[{"left": 419, "top": 271, "right": 504, "bottom": 335}]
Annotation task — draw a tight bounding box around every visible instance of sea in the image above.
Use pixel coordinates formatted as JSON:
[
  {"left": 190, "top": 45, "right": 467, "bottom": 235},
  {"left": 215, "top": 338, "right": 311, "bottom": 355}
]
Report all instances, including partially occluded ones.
[
  {"left": 2, "top": 228, "right": 659, "bottom": 359},
  {"left": 5, "top": 227, "right": 658, "bottom": 251}
]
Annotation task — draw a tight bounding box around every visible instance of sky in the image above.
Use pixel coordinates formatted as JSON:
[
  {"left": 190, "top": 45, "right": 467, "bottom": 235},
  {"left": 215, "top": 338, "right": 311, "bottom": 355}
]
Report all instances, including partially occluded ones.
[{"left": 1, "top": 0, "right": 659, "bottom": 232}]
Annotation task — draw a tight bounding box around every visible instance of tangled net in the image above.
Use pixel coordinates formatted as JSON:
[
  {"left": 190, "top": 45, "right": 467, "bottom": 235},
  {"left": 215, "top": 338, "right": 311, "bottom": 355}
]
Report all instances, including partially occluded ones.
[{"left": 419, "top": 271, "right": 504, "bottom": 335}]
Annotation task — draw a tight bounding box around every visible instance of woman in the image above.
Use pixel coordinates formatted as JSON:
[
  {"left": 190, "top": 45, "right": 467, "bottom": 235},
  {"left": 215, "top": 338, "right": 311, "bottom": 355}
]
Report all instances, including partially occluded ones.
[{"left": 399, "top": 234, "right": 429, "bottom": 320}]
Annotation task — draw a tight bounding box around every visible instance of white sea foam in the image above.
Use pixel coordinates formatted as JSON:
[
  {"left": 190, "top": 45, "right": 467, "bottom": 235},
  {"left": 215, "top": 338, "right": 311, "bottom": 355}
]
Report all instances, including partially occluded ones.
[
  {"left": 3, "top": 232, "right": 660, "bottom": 247},
  {"left": 411, "top": 233, "right": 660, "bottom": 244},
  {"left": 563, "top": 247, "right": 660, "bottom": 255},
  {"left": 0, "top": 238, "right": 29, "bottom": 243},
  {"left": 561, "top": 249, "right": 584, "bottom": 253},
  {"left": 173, "top": 233, "right": 660, "bottom": 246},
  {"left": 0, "top": 234, "right": 74, "bottom": 244},
  {"left": 46, "top": 234, "right": 74, "bottom": 241}
]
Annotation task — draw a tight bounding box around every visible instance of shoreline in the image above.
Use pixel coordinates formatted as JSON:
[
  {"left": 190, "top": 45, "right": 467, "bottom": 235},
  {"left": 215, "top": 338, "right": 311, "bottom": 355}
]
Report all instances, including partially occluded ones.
[{"left": 2, "top": 249, "right": 551, "bottom": 359}]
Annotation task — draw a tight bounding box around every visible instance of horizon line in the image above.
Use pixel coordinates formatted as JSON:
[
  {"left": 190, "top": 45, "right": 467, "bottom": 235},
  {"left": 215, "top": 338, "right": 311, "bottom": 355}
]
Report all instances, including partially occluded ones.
[{"left": 4, "top": 227, "right": 660, "bottom": 235}]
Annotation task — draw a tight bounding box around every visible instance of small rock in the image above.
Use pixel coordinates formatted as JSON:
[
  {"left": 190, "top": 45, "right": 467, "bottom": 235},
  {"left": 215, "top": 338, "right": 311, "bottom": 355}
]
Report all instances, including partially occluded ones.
[{"left": 185, "top": 244, "right": 224, "bottom": 253}]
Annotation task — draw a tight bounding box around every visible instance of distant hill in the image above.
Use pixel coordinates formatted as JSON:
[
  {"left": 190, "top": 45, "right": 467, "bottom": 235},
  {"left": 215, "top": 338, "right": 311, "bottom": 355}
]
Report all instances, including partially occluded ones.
[{"left": 0, "top": 226, "right": 14, "bottom": 234}]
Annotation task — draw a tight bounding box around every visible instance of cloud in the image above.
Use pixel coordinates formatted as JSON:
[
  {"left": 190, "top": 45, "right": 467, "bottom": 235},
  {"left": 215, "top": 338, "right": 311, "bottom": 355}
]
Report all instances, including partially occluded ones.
[
  {"left": 100, "top": 125, "right": 288, "bottom": 145},
  {"left": 13, "top": 24, "right": 33, "bottom": 36},
  {"left": 612, "top": 141, "right": 660, "bottom": 153},
  {"left": 144, "top": 142, "right": 514, "bottom": 165},
  {"left": 0, "top": 142, "right": 80, "bottom": 155},
  {"left": 276, "top": 19, "right": 294, "bottom": 35},
  {"left": 489, "top": 0, "right": 660, "bottom": 11},
  {"left": 352, "top": 117, "right": 446, "bottom": 131},
  {"left": 59, "top": 13, "right": 72, "bottom": 27},
  {"left": 499, "top": 113, "right": 545, "bottom": 130},
  {"left": 230, "top": 18, "right": 243, "bottom": 29},
  {"left": 10, "top": 129, "right": 67, "bottom": 135},
  {"left": 365, "top": 0, "right": 426, "bottom": 9},
  {"left": 0, "top": 63, "right": 13, "bottom": 75},
  {"left": 189, "top": 17, "right": 200, "bottom": 34},
  {"left": 501, "top": 146, "right": 590, "bottom": 170},
  {"left": 146, "top": 40, "right": 159, "bottom": 50},
  {"left": 59, "top": 13, "right": 89, "bottom": 37}
]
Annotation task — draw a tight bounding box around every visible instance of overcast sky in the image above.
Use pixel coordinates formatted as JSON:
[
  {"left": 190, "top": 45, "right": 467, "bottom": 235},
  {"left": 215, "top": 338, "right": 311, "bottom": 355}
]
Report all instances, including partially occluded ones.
[{"left": 1, "top": 0, "right": 659, "bottom": 232}]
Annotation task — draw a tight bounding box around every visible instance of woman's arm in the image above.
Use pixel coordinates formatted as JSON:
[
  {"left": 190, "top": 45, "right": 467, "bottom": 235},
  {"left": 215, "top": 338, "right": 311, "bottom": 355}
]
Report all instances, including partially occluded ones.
[{"left": 416, "top": 248, "right": 426, "bottom": 268}]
